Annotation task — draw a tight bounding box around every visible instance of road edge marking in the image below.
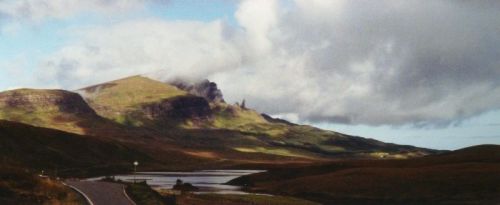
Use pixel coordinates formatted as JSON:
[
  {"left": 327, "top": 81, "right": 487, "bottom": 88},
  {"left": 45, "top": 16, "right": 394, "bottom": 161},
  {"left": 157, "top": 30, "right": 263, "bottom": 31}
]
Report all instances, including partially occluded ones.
[
  {"left": 122, "top": 185, "right": 138, "bottom": 205},
  {"left": 63, "top": 182, "right": 95, "bottom": 205}
]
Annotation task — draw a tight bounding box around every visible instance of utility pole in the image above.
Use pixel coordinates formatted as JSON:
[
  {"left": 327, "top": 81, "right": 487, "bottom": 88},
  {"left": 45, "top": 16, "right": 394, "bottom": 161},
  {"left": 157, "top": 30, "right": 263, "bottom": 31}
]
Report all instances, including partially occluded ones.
[{"left": 133, "top": 161, "right": 139, "bottom": 183}]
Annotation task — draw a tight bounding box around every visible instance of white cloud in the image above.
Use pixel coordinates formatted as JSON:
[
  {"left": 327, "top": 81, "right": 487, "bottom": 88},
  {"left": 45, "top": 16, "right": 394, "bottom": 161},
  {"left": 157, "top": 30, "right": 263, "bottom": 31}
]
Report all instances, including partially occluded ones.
[
  {"left": 37, "top": 19, "right": 242, "bottom": 88},
  {"left": 0, "top": 0, "right": 157, "bottom": 22},
  {"left": 235, "top": 0, "right": 278, "bottom": 54},
  {"left": 23, "top": 0, "right": 500, "bottom": 126}
]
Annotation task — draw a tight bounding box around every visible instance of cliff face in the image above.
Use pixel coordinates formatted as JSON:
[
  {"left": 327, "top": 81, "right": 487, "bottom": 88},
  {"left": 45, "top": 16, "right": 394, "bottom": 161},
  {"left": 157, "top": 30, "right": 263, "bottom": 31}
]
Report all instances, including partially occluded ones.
[
  {"left": 142, "top": 95, "right": 212, "bottom": 120},
  {"left": 0, "top": 89, "right": 97, "bottom": 116}
]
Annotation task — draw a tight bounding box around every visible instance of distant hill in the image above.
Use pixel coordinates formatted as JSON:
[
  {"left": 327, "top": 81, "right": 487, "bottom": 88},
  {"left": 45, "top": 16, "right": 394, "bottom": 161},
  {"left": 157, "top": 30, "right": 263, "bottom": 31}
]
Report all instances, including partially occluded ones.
[
  {"left": 228, "top": 145, "right": 500, "bottom": 204},
  {"left": 0, "top": 76, "right": 436, "bottom": 167},
  {"left": 0, "top": 88, "right": 102, "bottom": 134}
]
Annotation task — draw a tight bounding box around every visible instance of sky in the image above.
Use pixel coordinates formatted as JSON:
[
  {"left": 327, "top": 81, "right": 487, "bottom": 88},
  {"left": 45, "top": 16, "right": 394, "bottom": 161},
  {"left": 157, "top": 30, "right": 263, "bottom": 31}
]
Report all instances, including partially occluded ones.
[{"left": 0, "top": 0, "right": 499, "bottom": 150}]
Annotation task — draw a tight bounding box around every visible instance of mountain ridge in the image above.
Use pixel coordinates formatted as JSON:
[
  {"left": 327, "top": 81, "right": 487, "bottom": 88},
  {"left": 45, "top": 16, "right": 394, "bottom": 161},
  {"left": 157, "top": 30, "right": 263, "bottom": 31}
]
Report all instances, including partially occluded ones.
[{"left": 0, "top": 75, "right": 436, "bottom": 164}]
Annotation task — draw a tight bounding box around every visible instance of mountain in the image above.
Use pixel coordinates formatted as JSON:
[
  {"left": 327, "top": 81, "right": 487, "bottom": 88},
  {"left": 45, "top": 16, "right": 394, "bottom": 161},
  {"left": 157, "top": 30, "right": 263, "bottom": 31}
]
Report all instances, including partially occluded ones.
[
  {"left": 0, "top": 88, "right": 107, "bottom": 134},
  {"left": 76, "top": 76, "right": 211, "bottom": 127},
  {"left": 228, "top": 145, "right": 500, "bottom": 204},
  {"left": 0, "top": 76, "right": 435, "bottom": 168}
]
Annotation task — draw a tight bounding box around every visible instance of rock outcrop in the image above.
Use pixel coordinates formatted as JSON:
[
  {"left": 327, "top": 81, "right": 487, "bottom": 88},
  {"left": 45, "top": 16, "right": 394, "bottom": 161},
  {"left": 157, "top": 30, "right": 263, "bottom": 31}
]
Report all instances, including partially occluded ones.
[{"left": 170, "top": 79, "right": 225, "bottom": 103}]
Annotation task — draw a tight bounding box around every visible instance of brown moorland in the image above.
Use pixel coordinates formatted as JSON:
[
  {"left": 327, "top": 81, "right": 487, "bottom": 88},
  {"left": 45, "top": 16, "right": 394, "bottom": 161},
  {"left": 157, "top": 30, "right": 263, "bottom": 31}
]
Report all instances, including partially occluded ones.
[{"left": 228, "top": 145, "right": 500, "bottom": 204}]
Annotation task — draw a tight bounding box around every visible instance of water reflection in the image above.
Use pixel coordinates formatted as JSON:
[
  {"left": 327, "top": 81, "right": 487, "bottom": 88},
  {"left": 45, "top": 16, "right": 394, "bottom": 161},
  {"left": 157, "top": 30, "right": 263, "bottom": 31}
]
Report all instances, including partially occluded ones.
[{"left": 90, "top": 170, "right": 265, "bottom": 194}]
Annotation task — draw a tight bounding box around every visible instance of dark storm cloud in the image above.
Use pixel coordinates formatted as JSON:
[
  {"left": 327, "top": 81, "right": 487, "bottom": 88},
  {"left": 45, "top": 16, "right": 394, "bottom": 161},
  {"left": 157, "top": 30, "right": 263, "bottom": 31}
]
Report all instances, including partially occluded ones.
[{"left": 223, "top": 0, "right": 500, "bottom": 125}]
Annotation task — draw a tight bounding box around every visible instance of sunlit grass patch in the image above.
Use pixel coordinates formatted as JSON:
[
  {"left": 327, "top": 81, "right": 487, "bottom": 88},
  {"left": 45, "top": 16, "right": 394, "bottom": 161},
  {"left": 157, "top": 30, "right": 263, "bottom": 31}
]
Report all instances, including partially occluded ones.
[
  {"left": 212, "top": 104, "right": 267, "bottom": 127},
  {"left": 368, "top": 151, "right": 419, "bottom": 159},
  {"left": 234, "top": 146, "right": 313, "bottom": 158},
  {"left": 0, "top": 108, "right": 87, "bottom": 134},
  {"left": 317, "top": 145, "right": 347, "bottom": 152},
  {"left": 209, "top": 103, "right": 290, "bottom": 137}
]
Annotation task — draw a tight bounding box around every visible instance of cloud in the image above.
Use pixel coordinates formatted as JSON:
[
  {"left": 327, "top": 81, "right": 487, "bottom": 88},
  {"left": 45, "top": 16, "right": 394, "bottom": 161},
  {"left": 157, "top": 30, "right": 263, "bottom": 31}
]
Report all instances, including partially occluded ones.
[
  {"left": 28, "top": 0, "right": 500, "bottom": 126},
  {"left": 0, "top": 0, "right": 167, "bottom": 23},
  {"left": 37, "top": 19, "right": 242, "bottom": 88}
]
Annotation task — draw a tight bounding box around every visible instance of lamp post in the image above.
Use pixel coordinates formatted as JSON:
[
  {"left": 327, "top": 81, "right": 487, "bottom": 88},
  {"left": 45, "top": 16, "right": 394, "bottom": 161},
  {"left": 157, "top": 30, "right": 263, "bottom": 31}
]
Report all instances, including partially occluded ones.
[{"left": 133, "top": 161, "right": 139, "bottom": 183}]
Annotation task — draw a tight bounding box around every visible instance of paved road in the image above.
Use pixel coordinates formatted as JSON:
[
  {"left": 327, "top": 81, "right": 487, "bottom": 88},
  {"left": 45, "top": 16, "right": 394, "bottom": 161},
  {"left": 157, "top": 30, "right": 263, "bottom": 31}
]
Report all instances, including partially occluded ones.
[{"left": 65, "top": 180, "right": 136, "bottom": 205}]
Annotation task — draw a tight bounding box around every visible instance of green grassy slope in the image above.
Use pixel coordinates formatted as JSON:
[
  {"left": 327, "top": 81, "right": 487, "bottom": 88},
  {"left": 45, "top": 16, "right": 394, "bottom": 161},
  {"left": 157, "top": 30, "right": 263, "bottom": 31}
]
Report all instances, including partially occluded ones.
[
  {"left": 78, "top": 76, "right": 189, "bottom": 126},
  {"left": 228, "top": 145, "right": 500, "bottom": 204},
  {"left": 0, "top": 89, "right": 103, "bottom": 134}
]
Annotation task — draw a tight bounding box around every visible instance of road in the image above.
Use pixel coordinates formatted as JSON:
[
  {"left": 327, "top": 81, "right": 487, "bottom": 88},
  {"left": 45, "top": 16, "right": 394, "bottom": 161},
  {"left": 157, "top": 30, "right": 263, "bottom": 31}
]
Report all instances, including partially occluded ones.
[{"left": 65, "top": 180, "right": 136, "bottom": 205}]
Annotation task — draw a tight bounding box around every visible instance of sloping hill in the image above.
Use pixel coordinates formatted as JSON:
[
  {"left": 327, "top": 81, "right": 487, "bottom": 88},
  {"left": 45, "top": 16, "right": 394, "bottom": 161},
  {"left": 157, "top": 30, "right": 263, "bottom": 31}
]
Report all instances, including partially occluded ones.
[
  {"left": 0, "top": 76, "right": 435, "bottom": 162},
  {"left": 76, "top": 76, "right": 433, "bottom": 159},
  {"left": 0, "top": 119, "right": 315, "bottom": 174},
  {"left": 0, "top": 120, "right": 158, "bottom": 177},
  {"left": 228, "top": 145, "right": 500, "bottom": 204}
]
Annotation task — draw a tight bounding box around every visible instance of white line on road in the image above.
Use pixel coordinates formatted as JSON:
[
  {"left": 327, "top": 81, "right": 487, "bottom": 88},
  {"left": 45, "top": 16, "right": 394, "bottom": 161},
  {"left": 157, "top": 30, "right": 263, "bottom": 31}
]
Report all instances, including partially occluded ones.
[
  {"left": 63, "top": 182, "right": 95, "bottom": 205},
  {"left": 122, "top": 185, "right": 137, "bottom": 205}
]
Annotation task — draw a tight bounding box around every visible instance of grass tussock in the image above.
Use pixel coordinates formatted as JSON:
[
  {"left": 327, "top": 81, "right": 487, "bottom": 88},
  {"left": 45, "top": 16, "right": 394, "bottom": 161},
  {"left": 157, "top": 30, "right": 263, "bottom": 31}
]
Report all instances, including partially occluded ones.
[{"left": 126, "top": 182, "right": 168, "bottom": 205}]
